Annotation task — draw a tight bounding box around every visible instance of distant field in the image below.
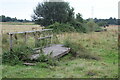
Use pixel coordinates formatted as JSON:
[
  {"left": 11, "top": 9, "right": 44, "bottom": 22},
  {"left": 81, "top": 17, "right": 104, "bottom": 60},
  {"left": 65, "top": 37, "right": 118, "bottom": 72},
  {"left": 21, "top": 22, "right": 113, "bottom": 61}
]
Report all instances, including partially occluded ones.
[
  {"left": 1, "top": 22, "right": 43, "bottom": 34},
  {"left": 2, "top": 22, "right": 118, "bottom": 34},
  {"left": 1, "top": 22, "right": 35, "bottom": 25}
]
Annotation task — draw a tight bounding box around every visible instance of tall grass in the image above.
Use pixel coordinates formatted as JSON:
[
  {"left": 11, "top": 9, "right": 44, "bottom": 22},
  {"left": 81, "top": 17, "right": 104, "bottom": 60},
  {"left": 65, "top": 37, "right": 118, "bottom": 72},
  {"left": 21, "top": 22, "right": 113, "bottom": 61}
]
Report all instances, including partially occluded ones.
[{"left": 63, "top": 35, "right": 100, "bottom": 60}]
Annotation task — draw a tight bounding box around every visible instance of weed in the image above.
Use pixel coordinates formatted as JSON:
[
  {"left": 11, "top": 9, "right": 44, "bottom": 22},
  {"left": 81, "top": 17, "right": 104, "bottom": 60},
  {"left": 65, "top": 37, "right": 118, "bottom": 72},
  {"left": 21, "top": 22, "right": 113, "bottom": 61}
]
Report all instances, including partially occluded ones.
[
  {"left": 36, "top": 53, "right": 58, "bottom": 66},
  {"left": 2, "top": 46, "right": 33, "bottom": 65}
]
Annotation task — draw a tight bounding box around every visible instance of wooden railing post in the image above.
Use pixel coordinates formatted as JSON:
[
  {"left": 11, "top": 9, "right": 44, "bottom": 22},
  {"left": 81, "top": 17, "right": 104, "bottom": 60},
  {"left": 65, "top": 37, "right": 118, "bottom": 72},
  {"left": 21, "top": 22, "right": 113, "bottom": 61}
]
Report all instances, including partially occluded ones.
[
  {"left": 50, "top": 30, "right": 53, "bottom": 44},
  {"left": 24, "top": 32, "right": 27, "bottom": 44},
  {"left": 9, "top": 34, "right": 13, "bottom": 51},
  {"left": 33, "top": 32, "right": 38, "bottom": 47}
]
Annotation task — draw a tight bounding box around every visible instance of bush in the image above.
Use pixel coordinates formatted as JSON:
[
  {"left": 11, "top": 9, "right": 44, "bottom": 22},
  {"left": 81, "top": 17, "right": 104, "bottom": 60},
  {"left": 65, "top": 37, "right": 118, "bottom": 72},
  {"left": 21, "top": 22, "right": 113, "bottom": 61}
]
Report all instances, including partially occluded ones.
[
  {"left": 94, "top": 27, "right": 104, "bottom": 32},
  {"left": 46, "top": 22, "right": 90, "bottom": 34},
  {"left": 69, "top": 20, "right": 87, "bottom": 33},
  {"left": 46, "top": 20, "right": 101, "bottom": 34},
  {"left": 46, "top": 22, "right": 76, "bottom": 34},
  {"left": 86, "top": 19, "right": 103, "bottom": 32}
]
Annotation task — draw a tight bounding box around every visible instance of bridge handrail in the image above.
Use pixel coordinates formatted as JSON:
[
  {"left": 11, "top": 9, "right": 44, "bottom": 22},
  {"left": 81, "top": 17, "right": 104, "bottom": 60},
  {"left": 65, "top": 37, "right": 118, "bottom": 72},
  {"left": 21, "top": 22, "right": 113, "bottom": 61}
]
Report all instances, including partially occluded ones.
[{"left": 8, "top": 29, "right": 53, "bottom": 35}]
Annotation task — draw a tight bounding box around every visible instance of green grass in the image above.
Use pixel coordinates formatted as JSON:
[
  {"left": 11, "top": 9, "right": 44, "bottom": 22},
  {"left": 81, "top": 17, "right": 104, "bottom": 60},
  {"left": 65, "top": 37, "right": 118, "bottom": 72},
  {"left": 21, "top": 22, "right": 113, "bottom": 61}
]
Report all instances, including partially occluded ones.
[{"left": 2, "top": 26, "right": 118, "bottom": 78}]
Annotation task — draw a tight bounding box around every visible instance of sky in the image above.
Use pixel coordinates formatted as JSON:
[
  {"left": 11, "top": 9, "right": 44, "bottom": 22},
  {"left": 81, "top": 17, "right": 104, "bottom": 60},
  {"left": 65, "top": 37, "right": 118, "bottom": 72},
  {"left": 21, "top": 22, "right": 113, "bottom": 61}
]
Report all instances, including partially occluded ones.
[{"left": 0, "top": 0, "right": 119, "bottom": 20}]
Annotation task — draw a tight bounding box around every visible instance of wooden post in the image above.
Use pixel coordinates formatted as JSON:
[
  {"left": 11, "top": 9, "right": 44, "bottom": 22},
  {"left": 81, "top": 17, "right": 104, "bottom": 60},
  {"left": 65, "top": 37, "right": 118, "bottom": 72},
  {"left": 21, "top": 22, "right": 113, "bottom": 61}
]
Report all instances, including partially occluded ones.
[
  {"left": 48, "top": 30, "right": 51, "bottom": 45},
  {"left": 45, "top": 31, "right": 48, "bottom": 47},
  {"left": 24, "top": 32, "right": 27, "bottom": 44},
  {"left": 33, "top": 32, "right": 38, "bottom": 47},
  {"left": 50, "top": 30, "right": 53, "bottom": 44},
  {"left": 9, "top": 34, "right": 13, "bottom": 51}
]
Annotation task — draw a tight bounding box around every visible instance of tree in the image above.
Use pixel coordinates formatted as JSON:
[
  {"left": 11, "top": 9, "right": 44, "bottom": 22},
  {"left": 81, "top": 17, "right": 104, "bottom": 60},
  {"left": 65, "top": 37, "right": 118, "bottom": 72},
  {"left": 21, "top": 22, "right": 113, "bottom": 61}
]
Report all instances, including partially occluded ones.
[
  {"left": 0, "top": 15, "right": 6, "bottom": 22},
  {"left": 0, "top": 15, "right": 31, "bottom": 22},
  {"left": 93, "top": 17, "right": 118, "bottom": 25},
  {"left": 32, "top": 1, "right": 75, "bottom": 26},
  {"left": 76, "top": 13, "right": 83, "bottom": 23},
  {"left": 6, "top": 17, "right": 12, "bottom": 21}
]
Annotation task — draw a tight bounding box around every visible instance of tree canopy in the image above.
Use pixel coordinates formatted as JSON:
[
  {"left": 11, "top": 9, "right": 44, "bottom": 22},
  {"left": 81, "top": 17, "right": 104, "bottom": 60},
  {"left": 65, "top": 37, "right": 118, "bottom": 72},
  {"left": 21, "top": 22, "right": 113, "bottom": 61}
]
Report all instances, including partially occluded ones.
[
  {"left": 0, "top": 15, "right": 31, "bottom": 22},
  {"left": 89, "top": 17, "right": 119, "bottom": 26},
  {"left": 76, "top": 13, "right": 83, "bottom": 23},
  {"left": 32, "top": 1, "right": 75, "bottom": 26}
]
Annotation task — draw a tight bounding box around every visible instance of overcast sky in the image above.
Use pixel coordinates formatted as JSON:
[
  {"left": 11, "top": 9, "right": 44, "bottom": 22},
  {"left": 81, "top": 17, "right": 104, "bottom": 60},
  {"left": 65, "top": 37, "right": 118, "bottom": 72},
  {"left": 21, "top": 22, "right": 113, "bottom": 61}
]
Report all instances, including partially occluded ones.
[{"left": 0, "top": 0, "right": 119, "bottom": 20}]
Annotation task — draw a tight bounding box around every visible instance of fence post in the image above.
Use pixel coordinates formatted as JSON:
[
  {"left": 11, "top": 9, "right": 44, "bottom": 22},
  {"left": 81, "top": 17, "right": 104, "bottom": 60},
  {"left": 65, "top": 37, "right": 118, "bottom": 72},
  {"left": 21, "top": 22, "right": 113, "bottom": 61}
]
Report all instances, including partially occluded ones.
[
  {"left": 24, "top": 32, "right": 27, "bottom": 44},
  {"left": 9, "top": 34, "right": 13, "bottom": 51},
  {"left": 49, "top": 30, "right": 52, "bottom": 45},
  {"left": 33, "top": 32, "right": 38, "bottom": 47}
]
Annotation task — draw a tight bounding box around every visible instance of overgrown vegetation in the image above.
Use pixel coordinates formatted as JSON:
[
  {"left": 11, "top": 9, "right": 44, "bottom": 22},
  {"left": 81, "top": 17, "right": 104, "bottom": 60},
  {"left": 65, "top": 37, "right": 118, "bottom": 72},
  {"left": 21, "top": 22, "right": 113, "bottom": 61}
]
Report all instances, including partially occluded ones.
[
  {"left": 2, "top": 31, "right": 58, "bottom": 66},
  {"left": 2, "top": 24, "right": 118, "bottom": 78},
  {"left": 46, "top": 19, "right": 102, "bottom": 34},
  {"left": 2, "top": 45, "right": 58, "bottom": 66},
  {"left": 46, "top": 22, "right": 76, "bottom": 33},
  {"left": 2, "top": 46, "right": 33, "bottom": 65}
]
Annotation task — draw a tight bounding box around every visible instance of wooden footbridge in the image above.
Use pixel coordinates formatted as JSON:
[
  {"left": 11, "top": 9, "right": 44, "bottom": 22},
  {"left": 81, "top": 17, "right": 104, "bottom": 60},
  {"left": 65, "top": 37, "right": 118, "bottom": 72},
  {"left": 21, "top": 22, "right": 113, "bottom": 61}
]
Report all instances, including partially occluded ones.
[{"left": 8, "top": 29, "right": 70, "bottom": 60}]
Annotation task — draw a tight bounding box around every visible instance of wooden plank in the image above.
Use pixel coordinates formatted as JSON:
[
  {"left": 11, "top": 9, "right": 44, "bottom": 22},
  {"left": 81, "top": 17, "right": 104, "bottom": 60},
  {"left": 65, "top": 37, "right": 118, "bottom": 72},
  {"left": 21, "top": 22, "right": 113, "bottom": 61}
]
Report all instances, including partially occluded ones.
[
  {"left": 30, "top": 44, "right": 70, "bottom": 60},
  {"left": 8, "top": 31, "right": 25, "bottom": 35},
  {"left": 38, "top": 35, "right": 52, "bottom": 40},
  {"left": 23, "top": 63, "right": 36, "bottom": 66},
  {"left": 54, "top": 48, "right": 70, "bottom": 59},
  {"left": 33, "top": 47, "right": 42, "bottom": 51},
  {"left": 43, "top": 44, "right": 70, "bottom": 58},
  {"left": 8, "top": 29, "right": 53, "bottom": 35}
]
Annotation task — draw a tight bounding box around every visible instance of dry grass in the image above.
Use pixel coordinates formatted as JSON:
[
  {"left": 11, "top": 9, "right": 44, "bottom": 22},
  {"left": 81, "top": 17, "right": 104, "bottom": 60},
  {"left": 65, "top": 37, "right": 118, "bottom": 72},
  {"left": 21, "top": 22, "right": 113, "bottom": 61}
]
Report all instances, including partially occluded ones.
[
  {"left": 2, "top": 22, "right": 43, "bottom": 51},
  {"left": 58, "top": 25, "right": 118, "bottom": 44},
  {"left": 2, "top": 22, "right": 43, "bottom": 34}
]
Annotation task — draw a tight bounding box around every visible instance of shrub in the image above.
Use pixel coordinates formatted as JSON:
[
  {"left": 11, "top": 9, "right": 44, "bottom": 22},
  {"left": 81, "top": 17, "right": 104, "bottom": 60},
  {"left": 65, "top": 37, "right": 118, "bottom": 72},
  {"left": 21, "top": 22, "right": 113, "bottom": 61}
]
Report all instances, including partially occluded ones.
[
  {"left": 46, "top": 21, "right": 100, "bottom": 34},
  {"left": 94, "top": 27, "right": 104, "bottom": 32},
  {"left": 86, "top": 19, "right": 103, "bottom": 32},
  {"left": 69, "top": 20, "right": 87, "bottom": 33},
  {"left": 2, "top": 46, "right": 33, "bottom": 65},
  {"left": 46, "top": 22, "right": 76, "bottom": 34}
]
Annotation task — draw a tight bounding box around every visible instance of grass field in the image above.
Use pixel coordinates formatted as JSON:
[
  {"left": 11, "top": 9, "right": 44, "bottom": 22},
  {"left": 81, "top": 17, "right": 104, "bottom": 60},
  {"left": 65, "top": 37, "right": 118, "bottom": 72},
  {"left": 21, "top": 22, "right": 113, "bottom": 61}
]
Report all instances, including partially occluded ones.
[
  {"left": 2, "top": 22, "right": 43, "bottom": 34},
  {"left": 2, "top": 22, "right": 118, "bottom": 78}
]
